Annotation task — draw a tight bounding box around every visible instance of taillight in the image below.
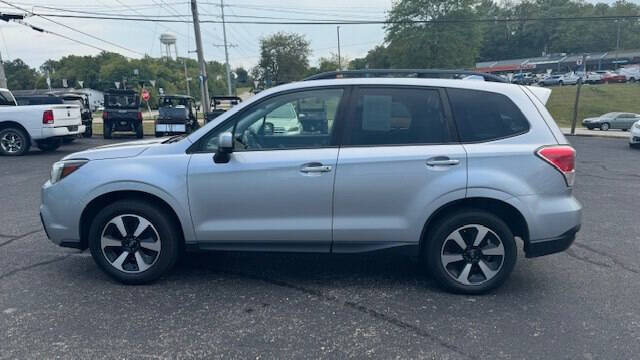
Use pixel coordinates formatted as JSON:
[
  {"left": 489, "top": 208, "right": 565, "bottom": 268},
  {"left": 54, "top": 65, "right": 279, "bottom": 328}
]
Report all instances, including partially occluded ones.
[
  {"left": 43, "top": 110, "right": 54, "bottom": 125},
  {"left": 137, "top": 112, "right": 143, "bottom": 121},
  {"left": 536, "top": 145, "right": 576, "bottom": 186}
]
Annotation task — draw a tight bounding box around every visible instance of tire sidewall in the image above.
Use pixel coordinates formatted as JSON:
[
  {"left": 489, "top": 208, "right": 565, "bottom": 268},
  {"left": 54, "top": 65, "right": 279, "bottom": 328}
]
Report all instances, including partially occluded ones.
[
  {"left": 425, "top": 210, "right": 517, "bottom": 294},
  {"left": 0, "top": 127, "right": 29, "bottom": 156},
  {"left": 88, "top": 200, "right": 180, "bottom": 284},
  {"left": 600, "top": 123, "right": 610, "bottom": 131}
]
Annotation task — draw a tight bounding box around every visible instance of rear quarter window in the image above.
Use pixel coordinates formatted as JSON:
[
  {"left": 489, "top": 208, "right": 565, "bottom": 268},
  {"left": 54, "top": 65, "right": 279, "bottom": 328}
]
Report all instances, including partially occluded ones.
[{"left": 447, "top": 88, "right": 530, "bottom": 142}]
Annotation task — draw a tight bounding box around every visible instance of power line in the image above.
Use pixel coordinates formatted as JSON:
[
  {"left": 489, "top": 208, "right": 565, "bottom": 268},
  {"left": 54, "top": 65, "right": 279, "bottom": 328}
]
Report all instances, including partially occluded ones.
[
  {"left": 12, "top": 18, "right": 111, "bottom": 53},
  {"left": 0, "top": 0, "right": 144, "bottom": 56},
  {"left": 25, "top": 12, "right": 640, "bottom": 25}
]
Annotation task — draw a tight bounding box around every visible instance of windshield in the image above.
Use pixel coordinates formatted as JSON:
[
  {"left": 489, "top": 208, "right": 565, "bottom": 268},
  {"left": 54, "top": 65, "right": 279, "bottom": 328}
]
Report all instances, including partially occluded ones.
[
  {"left": 160, "top": 97, "right": 191, "bottom": 108},
  {"left": 0, "top": 90, "right": 16, "bottom": 106},
  {"left": 106, "top": 94, "right": 139, "bottom": 109}
]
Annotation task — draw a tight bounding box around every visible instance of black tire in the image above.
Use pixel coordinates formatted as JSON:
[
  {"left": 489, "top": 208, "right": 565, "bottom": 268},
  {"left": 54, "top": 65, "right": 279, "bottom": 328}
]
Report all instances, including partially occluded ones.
[
  {"left": 88, "top": 200, "right": 180, "bottom": 284},
  {"left": 155, "top": 132, "right": 163, "bottom": 138},
  {"left": 103, "top": 121, "right": 112, "bottom": 139},
  {"left": 424, "top": 209, "right": 517, "bottom": 294},
  {"left": 600, "top": 122, "right": 610, "bottom": 131},
  {"left": 83, "top": 124, "right": 93, "bottom": 138},
  {"left": 135, "top": 124, "right": 143, "bottom": 139},
  {"left": 36, "top": 138, "right": 61, "bottom": 152},
  {"left": 630, "top": 143, "right": 640, "bottom": 149},
  {"left": 0, "top": 127, "right": 30, "bottom": 156}
]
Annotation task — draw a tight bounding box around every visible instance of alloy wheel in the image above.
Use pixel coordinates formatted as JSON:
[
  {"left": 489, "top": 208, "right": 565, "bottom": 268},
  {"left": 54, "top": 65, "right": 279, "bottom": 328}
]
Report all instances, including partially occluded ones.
[
  {"left": 100, "top": 214, "right": 161, "bottom": 273},
  {"left": 0, "top": 131, "right": 23, "bottom": 154},
  {"left": 440, "top": 224, "right": 505, "bottom": 286}
]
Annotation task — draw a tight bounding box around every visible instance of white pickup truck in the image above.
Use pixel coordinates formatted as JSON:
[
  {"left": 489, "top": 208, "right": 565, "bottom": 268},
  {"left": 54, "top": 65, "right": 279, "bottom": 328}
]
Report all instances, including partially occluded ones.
[{"left": 0, "top": 88, "right": 85, "bottom": 156}]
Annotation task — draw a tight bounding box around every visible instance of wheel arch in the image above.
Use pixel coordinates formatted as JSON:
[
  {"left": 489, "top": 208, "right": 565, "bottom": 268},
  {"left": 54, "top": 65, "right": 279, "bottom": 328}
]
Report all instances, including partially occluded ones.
[
  {"left": 0, "top": 121, "right": 31, "bottom": 142},
  {"left": 79, "top": 190, "right": 185, "bottom": 250},
  {"left": 419, "top": 197, "right": 530, "bottom": 254}
]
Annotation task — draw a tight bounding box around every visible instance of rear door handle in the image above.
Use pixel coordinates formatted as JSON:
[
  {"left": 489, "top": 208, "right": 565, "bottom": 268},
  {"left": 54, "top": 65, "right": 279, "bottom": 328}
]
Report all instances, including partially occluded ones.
[
  {"left": 300, "top": 163, "right": 332, "bottom": 173},
  {"left": 426, "top": 158, "right": 460, "bottom": 166}
]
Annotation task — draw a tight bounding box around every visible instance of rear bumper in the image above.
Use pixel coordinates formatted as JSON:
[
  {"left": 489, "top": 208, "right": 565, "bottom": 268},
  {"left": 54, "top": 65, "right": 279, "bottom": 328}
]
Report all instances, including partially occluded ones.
[
  {"left": 524, "top": 224, "right": 580, "bottom": 258},
  {"left": 42, "top": 125, "right": 86, "bottom": 137}
]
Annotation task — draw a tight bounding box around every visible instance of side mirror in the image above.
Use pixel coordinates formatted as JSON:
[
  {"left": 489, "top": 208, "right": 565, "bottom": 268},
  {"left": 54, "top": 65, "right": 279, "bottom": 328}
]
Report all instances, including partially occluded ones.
[{"left": 213, "top": 132, "right": 233, "bottom": 164}]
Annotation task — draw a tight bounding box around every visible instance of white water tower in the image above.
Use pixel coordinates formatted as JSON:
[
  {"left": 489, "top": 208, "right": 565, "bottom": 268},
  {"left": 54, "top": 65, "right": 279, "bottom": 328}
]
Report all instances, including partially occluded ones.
[{"left": 160, "top": 33, "right": 178, "bottom": 60}]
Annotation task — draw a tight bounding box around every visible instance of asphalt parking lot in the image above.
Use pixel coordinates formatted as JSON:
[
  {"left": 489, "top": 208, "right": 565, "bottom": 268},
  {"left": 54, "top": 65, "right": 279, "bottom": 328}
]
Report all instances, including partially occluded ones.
[{"left": 1, "top": 136, "right": 639, "bottom": 359}]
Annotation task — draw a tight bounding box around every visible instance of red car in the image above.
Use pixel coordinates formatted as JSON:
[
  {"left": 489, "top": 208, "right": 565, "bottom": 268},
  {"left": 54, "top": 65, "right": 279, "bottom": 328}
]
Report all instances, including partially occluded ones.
[{"left": 597, "top": 71, "right": 627, "bottom": 83}]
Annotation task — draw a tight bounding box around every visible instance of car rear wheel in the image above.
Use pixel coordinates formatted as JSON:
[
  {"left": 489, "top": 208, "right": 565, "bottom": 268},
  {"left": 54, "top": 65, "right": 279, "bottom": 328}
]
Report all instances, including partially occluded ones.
[
  {"left": 425, "top": 210, "right": 517, "bottom": 294},
  {"left": 88, "top": 200, "right": 180, "bottom": 284},
  {"left": 0, "top": 127, "right": 30, "bottom": 156},
  {"left": 135, "top": 124, "right": 143, "bottom": 139},
  {"left": 600, "top": 123, "right": 610, "bottom": 131},
  {"left": 83, "top": 125, "right": 93, "bottom": 138}
]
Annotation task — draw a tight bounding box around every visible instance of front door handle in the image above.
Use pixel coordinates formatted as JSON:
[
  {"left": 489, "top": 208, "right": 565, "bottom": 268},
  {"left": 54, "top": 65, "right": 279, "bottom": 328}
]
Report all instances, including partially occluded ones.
[
  {"left": 426, "top": 158, "right": 460, "bottom": 166},
  {"left": 300, "top": 163, "right": 332, "bottom": 173}
]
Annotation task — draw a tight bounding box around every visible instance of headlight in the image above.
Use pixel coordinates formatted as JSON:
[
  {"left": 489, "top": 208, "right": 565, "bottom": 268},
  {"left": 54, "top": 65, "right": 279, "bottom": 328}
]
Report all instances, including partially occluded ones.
[
  {"left": 50, "top": 159, "right": 88, "bottom": 184},
  {"left": 634, "top": 122, "right": 640, "bottom": 130}
]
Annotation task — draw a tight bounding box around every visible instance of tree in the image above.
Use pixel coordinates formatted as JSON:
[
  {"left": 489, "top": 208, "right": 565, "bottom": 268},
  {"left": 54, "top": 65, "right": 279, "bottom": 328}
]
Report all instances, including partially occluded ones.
[
  {"left": 349, "top": 46, "right": 392, "bottom": 69},
  {"left": 5, "top": 59, "right": 41, "bottom": 90},
  {"left": 255, "top": 32, "right": 311, "bottom": 86},
  {"left": 385, "top": 0, "right": 484, "bottom": 69}
]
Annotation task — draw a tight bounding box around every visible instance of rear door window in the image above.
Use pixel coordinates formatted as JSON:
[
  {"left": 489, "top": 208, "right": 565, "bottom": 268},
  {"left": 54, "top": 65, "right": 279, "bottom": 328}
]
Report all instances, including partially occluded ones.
[
  {"left": 447, "top": 88, "right": 529, "bottom": 142},
  {"left": 345, "top": 87, "right": 453, "bottom": 146}
]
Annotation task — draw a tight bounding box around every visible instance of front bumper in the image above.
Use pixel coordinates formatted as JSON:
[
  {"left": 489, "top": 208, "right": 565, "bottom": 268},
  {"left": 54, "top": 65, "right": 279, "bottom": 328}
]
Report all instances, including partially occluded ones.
[
  {"left": 524, "top": 225, "right": 580, "bottom": 258},
  {"left": 40, "top": 180, "right": 83, "bottom": 249},
  {"left": 629, "top": 127, "right": 640, "bottom": 144},
  {"left": 42, "top": 125, "right": 86, "bottom": 138}
]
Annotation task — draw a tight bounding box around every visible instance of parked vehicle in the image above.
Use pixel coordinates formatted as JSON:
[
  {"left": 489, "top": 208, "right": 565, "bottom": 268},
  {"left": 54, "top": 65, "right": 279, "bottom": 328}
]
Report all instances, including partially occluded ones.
[
  {"left": 583, "top": 72, "right": 604, "bottom": 84},
  {"left": 155, "top": 95, "right": 199, "bottom": 137},
  {"left": 59, "top": 93, "right": 93, "bottom": 138},
  {"left": 15, "top": 95, "right": 64, "bottom": 106},
  {"left": 205, "top": 96, "right": 242, "bottom": 123},
  {"left": 582, "top": 112, "right": 640, "bottom": 131},
  {"left": 617, "top": 68, "right": 640, "bottom": 83},
  {"left": 102, "top": 89, "right": 142, "bottom": 139},
  {"left": 0, "top": 88, "right": 84, "bottom": 156},
  {"left": 597, "top": 71, "right": 626, "bottom": 84},
  {"left": 511, "top": 73, "right": 536, "bottom": 85},
  {"left": 41, "top": 72, "right": 581, "bottom": 294},
  {"left": 629, "top": 120, "right": 640, "bottom": 148},
  {"left": 541, "top": 73, "right": 580, "bottom": 86}
]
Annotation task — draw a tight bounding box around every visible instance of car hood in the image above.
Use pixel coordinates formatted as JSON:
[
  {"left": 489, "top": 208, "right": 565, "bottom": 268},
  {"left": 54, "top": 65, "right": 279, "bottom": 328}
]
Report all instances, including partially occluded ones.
[{"left": 63, "top": 138, "right": 169, "bottom": 161}]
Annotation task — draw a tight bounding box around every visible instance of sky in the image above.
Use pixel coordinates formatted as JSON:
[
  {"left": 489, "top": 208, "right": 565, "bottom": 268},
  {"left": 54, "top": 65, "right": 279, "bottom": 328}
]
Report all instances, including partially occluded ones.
[{"left": 0, "top": 0, "right": 392, "bottom": 70}]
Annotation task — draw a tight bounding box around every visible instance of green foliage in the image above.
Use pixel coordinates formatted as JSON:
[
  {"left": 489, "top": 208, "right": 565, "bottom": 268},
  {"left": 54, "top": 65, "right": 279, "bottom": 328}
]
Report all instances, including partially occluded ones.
[
  {"left": 5, "top": 52, "right": 247, "bottom": 106},
  {"left": 254, "top": 32, "right": 311, "bottom": 86}
]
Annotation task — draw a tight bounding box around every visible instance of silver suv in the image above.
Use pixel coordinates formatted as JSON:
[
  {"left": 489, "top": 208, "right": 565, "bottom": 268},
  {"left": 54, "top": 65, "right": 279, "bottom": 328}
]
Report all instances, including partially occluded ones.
[{"left": 41, "top": 74, "right": 581, "bottom": 294}]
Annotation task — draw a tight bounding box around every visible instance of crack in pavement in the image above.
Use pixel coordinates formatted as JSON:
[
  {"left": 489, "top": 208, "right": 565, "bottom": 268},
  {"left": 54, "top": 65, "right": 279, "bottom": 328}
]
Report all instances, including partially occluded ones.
[
  {"left": 221, "top": 269, "right": 477, "bottom": 360},
  {"left": 0, "top": 229, "right": 44, "bottom": 248},
  {"left": 565, "top": 249, "right": 612, "bottom": 269},
  {"left": 0, "top": 254, "right": 72, "bottom": 281},
  {"left": 572, "top": 242, "right": 639, "bottom": 275}
]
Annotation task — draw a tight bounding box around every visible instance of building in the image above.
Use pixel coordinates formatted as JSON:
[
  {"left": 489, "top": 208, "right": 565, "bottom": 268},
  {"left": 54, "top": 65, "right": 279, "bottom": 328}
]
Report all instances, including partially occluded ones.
[{"left": 475, "top": 49, "right": 640, "bottom": 74}]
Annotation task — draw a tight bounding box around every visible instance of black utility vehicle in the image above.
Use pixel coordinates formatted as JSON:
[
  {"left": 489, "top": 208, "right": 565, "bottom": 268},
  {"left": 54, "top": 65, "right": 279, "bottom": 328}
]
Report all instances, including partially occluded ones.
[
  {"left": 103, "top": 89, "right": 143, "bottom": 139},
  {"left": 59, "top": 93, "right": 93, "bottom": 138},
  {"left": 154, "top": 95, "right": 199, "bottom": 137},
  {"left": 205, "top": 96, "right": 242, "bottom": 123}
]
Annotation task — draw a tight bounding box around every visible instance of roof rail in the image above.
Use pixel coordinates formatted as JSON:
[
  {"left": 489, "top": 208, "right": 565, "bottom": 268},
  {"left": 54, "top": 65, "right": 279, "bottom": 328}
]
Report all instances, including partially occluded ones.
[{"left": 304, "top": 69, "right": 507, "bottom": 83}]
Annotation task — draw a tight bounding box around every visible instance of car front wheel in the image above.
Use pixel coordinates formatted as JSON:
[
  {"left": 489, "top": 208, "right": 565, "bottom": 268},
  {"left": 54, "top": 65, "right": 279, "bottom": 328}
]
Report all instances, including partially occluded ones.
[
  {"left": 0, "top": 127, "right": 30, "bottom": 156},
  {"left": 600, "top": 123, "right": 610, "bottom": 131},
  {"left": 425, "top": 210, "right": 517, "bottom": 294},
  {"left": 88, "top": 200, "right": 180, "bottom": 284}
]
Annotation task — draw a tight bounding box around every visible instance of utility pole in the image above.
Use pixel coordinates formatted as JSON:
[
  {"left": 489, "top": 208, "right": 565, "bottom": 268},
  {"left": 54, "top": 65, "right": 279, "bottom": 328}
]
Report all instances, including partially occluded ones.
[
  {"left": 571, "top": 54, "right": 587, "bottom": 135},
  {"left": 220, "top": 0, "right": 232, "bottom": 95},
  {"left": 183, "top": 59, "right": 191, "bottom": 97},
  {"left": 615, "top": 19, "right": 621, "bottom": 69},
  {"left": 336, "top": 26, "right": 341, "bottom": 71},
  {"left": 190, "top": 0, "right": 210, "bottom": 114}
]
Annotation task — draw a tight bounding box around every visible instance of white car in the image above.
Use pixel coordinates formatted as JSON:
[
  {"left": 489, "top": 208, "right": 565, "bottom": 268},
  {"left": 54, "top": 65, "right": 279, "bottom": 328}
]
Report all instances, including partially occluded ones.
[
  {"left": 0, "top": 88, "right": 84, "bottom": 156},
  {"left": 630, "top": 120, "right": 640, "bottom": 148},
  {"left": 618, "top": 68, "right": 640, "bottom": 83}
]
